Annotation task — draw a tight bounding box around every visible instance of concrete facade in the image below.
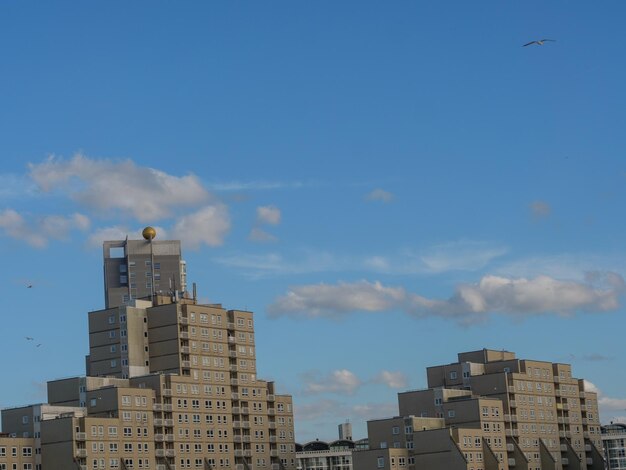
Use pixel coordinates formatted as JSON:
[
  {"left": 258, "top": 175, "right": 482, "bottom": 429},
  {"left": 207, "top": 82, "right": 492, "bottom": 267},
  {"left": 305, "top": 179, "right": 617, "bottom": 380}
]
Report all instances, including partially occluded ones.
[{"left": 357, "top": 349, "right": 605, "bottom": 470}]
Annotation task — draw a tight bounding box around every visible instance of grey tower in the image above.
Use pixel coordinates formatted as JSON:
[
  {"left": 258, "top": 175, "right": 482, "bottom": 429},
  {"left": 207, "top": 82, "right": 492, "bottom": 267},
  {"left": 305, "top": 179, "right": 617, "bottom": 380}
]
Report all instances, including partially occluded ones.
[{"left": 102, "top": 227, "right": 187, "bottom": 308}]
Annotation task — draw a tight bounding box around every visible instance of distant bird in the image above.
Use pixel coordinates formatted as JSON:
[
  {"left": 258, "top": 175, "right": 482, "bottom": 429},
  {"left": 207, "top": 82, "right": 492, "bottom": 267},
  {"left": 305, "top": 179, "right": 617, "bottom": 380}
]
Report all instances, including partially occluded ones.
[
  {"left": 27, "top": 284, "right": 33, "bottom": 288},
  {"left": 25, "top": 337, "right": 34, "bottom": 341},
  {"left": 36, "top": 344, "right": 42, "bottom": 348},
  {"left": 523, "top": 39, "right": 556, "bottom": 47}
]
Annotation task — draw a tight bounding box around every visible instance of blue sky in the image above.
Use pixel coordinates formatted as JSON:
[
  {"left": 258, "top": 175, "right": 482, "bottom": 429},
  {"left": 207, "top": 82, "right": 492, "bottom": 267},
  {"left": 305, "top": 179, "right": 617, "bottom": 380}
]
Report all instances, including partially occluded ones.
[{"left": 1, "top": 1, "right": 626, "bottom": 442}]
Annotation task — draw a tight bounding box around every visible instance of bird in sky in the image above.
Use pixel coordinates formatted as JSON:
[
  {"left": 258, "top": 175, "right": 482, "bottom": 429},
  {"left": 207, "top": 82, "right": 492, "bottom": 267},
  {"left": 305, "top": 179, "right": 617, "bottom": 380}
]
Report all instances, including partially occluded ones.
[
  {"left": 25, "top": 337, "right": 34, "bottom": 341},
  {"left": 36, "top": 344, "right": 42, "bottom": 348},
  {"left": 523, "top": 39, "right": 556, "bottom": 47},
  {"left": 27, "top": 284, "right": 33, "bottom": 288}
]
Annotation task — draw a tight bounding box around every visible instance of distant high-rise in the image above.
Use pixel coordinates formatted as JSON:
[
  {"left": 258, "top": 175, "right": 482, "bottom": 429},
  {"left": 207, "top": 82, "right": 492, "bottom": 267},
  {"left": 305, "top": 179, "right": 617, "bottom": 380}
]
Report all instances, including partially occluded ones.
[
  {"left": 102, "top": 228, "right": 187, "bottom": 308},
  {"left": 339, "top": 421, "right": 352, "bottom": 441}
]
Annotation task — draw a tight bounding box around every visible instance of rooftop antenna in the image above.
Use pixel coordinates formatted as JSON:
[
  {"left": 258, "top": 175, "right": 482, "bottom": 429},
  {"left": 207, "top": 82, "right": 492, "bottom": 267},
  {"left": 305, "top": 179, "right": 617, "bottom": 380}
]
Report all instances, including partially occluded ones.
[{"left": 142, "top": 227, "right": 157, "bottom": 304}]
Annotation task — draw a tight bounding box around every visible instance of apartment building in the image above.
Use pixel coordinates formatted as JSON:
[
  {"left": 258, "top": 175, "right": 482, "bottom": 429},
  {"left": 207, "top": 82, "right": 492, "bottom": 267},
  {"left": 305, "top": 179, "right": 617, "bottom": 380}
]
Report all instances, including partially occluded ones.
[
  {"left": 427, "top": 349, "right": 604, "bottom": 470},
  {"left": 0, "top": 436, "right": 36, "bottom": 470},
  {"left": 1, "top": 404, "right": 86, "bottom": 469},
  {"left": 2, "top": 230, "right": 296, "bottom": 470},
  {"left": 356, "top": 349, "right": 605, "bottom": 470}
]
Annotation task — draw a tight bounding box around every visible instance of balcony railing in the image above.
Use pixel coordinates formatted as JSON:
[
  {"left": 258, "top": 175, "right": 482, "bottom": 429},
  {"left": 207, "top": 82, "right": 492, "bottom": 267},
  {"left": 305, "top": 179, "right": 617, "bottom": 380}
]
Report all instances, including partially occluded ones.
[
  {"left": 75, "top": 449, "right": 87, "bottom": 458},
  {"left": 75, "top": 432, "right": 86, "bottom": 441},
  {"left": 165, "top": 434, "right": 175, "bottom": 442},
  {"left": 162, "top": 389, "right": 172, "bottom": 397}
]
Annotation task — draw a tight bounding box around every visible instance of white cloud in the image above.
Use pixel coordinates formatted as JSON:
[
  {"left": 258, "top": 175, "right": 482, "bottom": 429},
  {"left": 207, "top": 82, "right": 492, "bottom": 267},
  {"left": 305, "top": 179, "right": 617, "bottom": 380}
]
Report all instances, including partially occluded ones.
[
  {"left": 366, "top": 188, "right": 394, "bottom": 203},
  {"left": 268, "top": 272, "right": 625, "bottom": 324},
  {"left": 0, "top": 209, "right": 90, "bottom": 248},
  {"left": 256, "top": 205, "right": 281, "bottom": 225},
  {"left": 269, "top": 281, "right": 406, "bottom": 319},
  {"left": 530, "top": 200, "right": 551, "bottom": 218},
  {"left": 28, "top": 154, "right": 209, "bottom": 221},
  {"left": 248, "top": 228, "right": 277, "bottom": 243},
  {"left": 302, "top": 369, "right": 363, "bottom": 395},
  {"left": 372, "top": 371, "right": 409, "bottom": 389},
  {"left": 170, "top": 205, "right": 230, "bottom": 249}
]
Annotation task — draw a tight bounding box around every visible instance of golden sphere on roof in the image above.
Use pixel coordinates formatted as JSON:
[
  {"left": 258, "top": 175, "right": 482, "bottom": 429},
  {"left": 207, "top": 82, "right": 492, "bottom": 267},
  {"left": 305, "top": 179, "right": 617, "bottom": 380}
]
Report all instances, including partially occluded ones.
[{"left": 142, "top": 226, "right": 157, "bottom": 240}]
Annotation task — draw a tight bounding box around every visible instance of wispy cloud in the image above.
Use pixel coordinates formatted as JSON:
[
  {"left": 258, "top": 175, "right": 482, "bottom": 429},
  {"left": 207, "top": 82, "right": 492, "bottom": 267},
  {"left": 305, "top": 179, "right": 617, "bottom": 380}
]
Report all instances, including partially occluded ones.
[
  {"left": 0, "top": 174, "right": 38, "bottom": 199},
  {"left": 206, "top": 180, "right": 308, "bottom": 191},
  {"left": 372, "top": 371, "right": 409, "bottom": 389},
  {"left": 301, "top": 370, "right": 363, "bottom": 395},
  {"left": 530, "top": 200, "right": 552, "bottom": 218},
  {"left": 256, "top": 205, "right": 281, "bottom": 225},
  {"left": 28, "top": 154, "right": 210, "bottom": 221},
  {"left": 495, "top": 253, "right": 626, "bottom": 280},
  {"left": 268, "top": 272, "right": 625, "bottom": 325},
  {"left": 0, "top": 210, "right": 90, "bottom": 248},
  {"left": 214, "top": 250, "right": 343, "bottom": 279},
  {"left": 366, "top": 188, "right": 394, "bottom": 203},
  {"left": 568, "top": 353, "right": 613, "bottom": 362},
  {"left": 248, "top": 228, "right": 277, "bottom": 243},
  {"left": 218, "top": 240, "right": 508, "bottom": 278},
  {"left": 418, "top": 240, "right": 508, "bottom": 273}
]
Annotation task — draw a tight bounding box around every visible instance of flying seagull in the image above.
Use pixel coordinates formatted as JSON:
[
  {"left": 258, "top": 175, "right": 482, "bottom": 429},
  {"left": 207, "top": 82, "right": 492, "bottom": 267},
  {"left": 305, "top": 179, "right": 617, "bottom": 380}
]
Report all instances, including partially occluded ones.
[
  {"left": 36, "top": 344, "right": 42, "bottom": 348},
  {"left": 523, "top": 39, "right": 556, "bottom": 47},
  {"left": 25, "top": 337, "right": 34, "bottom": 341}
]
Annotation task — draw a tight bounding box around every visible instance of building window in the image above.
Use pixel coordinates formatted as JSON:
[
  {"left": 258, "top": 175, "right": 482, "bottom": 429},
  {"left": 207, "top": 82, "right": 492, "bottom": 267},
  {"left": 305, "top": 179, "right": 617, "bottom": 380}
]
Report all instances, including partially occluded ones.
[
  {"left": 377, "top": 457, "right": 385, "bottom": 468},
  {"left": 450, "top": 371, "right": 458, "bottom": 380},
  {"left": 448, "top": 410, "right": 456, "bottom": 418}
]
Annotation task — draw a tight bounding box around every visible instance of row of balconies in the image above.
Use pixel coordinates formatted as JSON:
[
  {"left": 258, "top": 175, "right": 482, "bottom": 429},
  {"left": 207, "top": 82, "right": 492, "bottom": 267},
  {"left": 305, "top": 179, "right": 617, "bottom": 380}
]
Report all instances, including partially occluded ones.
[
  {"left": 154, "top": 403, "right": 173, "bottom": 412},
  {"left": 154, "top": 434, "right": 175, "bottom": 442},
  {"left": 153, "top": 419, "right": 174, "bottom": 427},
  {"left": 155, "top": 449, "right": 176, "bottom": 457},
  {"left": 235, "top": 465, "right": 280, "bottom": 470}
]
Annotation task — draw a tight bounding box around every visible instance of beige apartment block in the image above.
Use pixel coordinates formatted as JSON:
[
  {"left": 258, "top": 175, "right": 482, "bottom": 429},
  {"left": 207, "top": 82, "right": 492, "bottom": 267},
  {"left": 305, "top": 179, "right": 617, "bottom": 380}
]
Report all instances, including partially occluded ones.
[
  {"left": 426, "top": 349, "right": 604, "bottom": 470},
  {"left": 0, "top": 436, "right": 36, "bottom": 470},
  {"left": 357, "top": 349, "right": 604, "bottom": 470},
  {"left": 2, "top": 232, "right": 296, "bottom": 470},
  {"left": 1, "top": 404, "right": 86, "bottom": 470}
]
